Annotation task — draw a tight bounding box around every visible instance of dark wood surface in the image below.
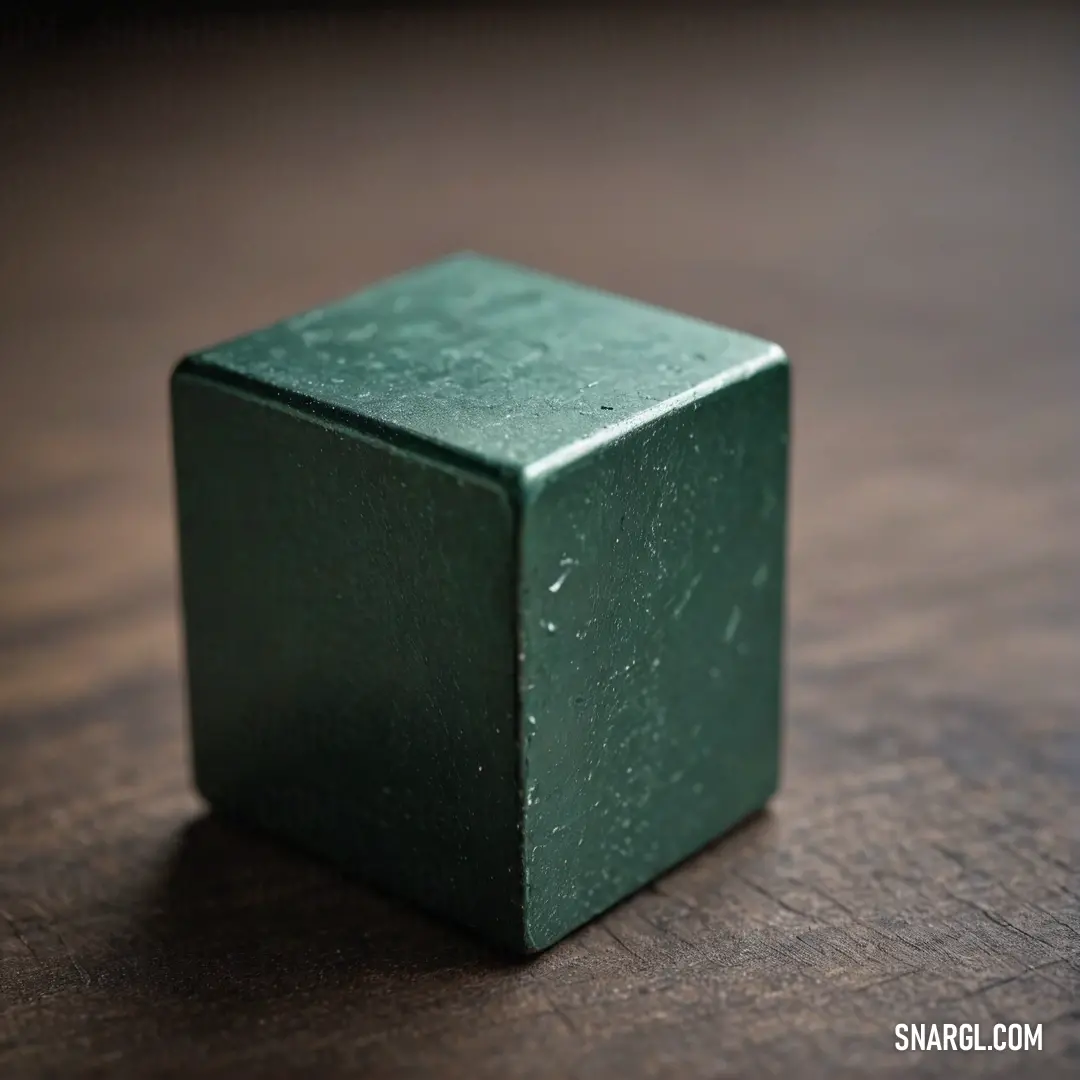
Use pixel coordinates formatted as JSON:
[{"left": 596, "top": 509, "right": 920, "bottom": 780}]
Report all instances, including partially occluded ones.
[{"left": 1, "top": 7, "right": 1078, "bottom": 1077}]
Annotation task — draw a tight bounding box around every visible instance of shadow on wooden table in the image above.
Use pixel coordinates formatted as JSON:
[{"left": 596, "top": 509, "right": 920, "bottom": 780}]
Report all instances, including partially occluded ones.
[
  {"left": 139, "top": 812, "right": 518, "bottom": 1004},
  {"left": 134, "top": 808, "right": 772, "bottom": 1022}
]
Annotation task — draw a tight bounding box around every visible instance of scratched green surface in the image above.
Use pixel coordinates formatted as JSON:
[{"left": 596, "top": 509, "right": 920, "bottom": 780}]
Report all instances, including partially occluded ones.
[
  {"left": 186, "top": 253, "right": 781, "bottom": 475},
  {"left": 172, "top": 253, "right": 789, "bottom": 952},
  {"left": 519, "top": 363, "right": 788, "bottom": 948}
]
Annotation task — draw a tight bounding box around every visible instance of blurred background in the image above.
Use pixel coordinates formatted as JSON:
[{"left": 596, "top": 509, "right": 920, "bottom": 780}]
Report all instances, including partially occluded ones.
[
  {"left": 2, "top": 1, "right": 1076, "bottom": 711},
  {"left": 1, "top": 2, "right": 1077, "bottom": 1077}
]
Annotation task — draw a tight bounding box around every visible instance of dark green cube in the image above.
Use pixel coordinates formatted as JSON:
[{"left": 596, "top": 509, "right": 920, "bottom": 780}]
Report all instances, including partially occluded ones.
[{"left": 171, "top": 253, "right": 790, "bottom": 953}]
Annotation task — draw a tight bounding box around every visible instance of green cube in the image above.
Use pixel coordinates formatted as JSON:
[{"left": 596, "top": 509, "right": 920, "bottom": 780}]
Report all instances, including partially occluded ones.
[{"left": 171, "top": 253, "right": 790, "bottom": 953}]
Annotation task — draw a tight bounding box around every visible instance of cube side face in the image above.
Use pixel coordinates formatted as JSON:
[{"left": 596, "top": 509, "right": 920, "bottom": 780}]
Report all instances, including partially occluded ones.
[
  {"left": 518, "top": 360, "right": 790, "bottom": 950},
  {"left": 171, "top": 366, "right": 526, "bottom": 950}
]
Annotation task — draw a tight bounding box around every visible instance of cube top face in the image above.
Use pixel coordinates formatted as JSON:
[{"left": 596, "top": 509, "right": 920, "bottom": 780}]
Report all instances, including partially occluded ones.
[{"left": 186, "top": 252, "right": 783, "bottom": 480}]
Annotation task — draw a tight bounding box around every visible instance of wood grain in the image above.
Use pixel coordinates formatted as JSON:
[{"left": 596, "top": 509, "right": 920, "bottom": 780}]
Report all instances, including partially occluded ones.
[{"left": 1, "top": 6, "right": 1078, "bottom": 1077}]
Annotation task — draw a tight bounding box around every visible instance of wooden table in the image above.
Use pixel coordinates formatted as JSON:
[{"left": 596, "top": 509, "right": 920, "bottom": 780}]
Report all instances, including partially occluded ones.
[{"left": 1, "top": 7, "right": 1077, "bottom": 1077}]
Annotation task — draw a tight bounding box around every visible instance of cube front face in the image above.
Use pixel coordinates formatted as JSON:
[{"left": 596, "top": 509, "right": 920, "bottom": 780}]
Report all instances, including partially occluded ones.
[
  {"left": 171, "top": 369, "right": 526, "bottom": 949},
  {"left": 519, "top": 363, "right": 789, "bottom": 949},
  {"left": 171, "top": 253, "right": 789, "bottom": 953}
]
